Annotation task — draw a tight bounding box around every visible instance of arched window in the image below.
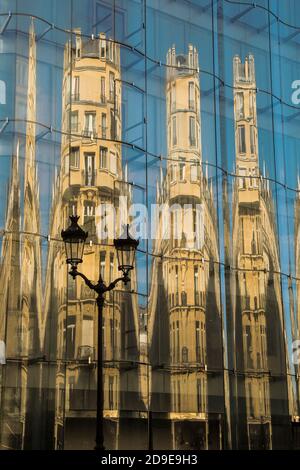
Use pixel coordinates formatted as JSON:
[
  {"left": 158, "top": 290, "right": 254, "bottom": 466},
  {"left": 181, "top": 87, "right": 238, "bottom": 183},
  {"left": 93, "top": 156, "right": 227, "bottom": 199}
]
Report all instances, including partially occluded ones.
[{"left": 0, "top": 80, "right": 6, "bottom": 105}]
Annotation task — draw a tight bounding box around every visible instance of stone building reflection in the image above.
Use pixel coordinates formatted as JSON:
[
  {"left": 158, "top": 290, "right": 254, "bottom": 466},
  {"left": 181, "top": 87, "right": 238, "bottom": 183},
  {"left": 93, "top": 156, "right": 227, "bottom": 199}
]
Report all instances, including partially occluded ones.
[
  {"left": 0, "top": 22, "right": 44, "bottom": 449},
  {"left": 149, "top": 45, "right": 223, "bottom": 450},
  {"left": 43, "top": 31, "right": 141, "bottom": 449},
  {"left": 0, "top": 24, "right": 298, "bottom": 450},
  {"left": 231, "top": 54, "right": 292, "bottom": 449}
]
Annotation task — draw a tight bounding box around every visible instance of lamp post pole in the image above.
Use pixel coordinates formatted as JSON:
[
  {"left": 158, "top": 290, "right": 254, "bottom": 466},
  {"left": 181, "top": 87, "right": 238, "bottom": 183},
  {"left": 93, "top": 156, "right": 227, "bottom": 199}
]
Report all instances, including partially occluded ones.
[
  {"left": 96, "top": 293, "right": 105, "bottom": 452},
  {"left": 62, "top": 218, "right": 138, "bottom": 451},
  {"left": 69, "top": 267, "right": 129, "bottom": 451}
]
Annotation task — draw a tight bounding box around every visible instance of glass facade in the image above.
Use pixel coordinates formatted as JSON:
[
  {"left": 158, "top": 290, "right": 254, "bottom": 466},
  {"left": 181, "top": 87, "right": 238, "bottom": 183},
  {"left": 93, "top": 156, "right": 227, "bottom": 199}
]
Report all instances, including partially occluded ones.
[{"left": 0, "top": 0, "right": 300, "bottom": 450}]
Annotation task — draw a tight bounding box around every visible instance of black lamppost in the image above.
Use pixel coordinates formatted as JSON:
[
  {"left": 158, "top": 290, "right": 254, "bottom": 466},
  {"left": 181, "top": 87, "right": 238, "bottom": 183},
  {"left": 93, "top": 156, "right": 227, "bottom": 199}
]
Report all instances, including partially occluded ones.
[{"left": 61, "top": 216, "right": 139, "bottom": 451}]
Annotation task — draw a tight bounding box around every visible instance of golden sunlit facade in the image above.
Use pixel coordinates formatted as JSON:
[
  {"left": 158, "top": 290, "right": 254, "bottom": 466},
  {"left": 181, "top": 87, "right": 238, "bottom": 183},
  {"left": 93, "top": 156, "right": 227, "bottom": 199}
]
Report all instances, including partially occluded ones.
[
  {"left": 231, "top": 54, "right": 293, "bottom": 449},
  {"left": 1, "top": 0, "right": 300, "bottom": 451},
  {"left": 149, "top": 45, "right": 223, "bottom": 450},
  {"left": 43, "top": 30, "right": 142, "bottom": 450}
]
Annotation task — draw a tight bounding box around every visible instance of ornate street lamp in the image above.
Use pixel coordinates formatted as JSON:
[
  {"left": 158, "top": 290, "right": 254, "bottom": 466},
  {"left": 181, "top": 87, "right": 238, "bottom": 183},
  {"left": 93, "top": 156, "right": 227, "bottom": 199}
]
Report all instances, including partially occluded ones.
[
  {"left": 61, "top": 215, "right": 88, "bottom": 271},
  {"left": 61, "top": 216, "right": 139, "bottom": 451},
  {"left": 114, "top": 224, "right": 139, "bottom": 282}
]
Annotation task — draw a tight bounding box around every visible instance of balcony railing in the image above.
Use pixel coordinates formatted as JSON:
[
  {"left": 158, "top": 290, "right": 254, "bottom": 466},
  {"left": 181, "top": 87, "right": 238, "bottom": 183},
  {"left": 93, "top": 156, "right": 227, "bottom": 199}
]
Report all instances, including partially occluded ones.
[
  {"left": 82, "top": 129, "right": 97, "bottom": 140},
  {"left": 82, "top": 169, "right": 97, "bottom": 186},
  {"left": 77, "top": 345, "right": 95, "bottom": 362}
]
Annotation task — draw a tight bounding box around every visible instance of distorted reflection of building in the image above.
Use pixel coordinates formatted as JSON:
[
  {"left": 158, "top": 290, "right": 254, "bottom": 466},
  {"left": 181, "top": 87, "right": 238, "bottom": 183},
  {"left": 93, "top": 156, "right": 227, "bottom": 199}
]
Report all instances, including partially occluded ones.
[
  {"left": 0, "top": 17, "right": 298, "bottom": 451},
  {"left": 230, "top": 54, "right": 292, "bottom": 449},
  {"left": 148, "top": 45, "right": 223, "bottom": 450},
  {"left": 0, "top": 22, "right": 45, "bottom": 450},
  {"left": 43, "top": 31, "right": 141, "bottom": 450},
  {"left": 293, "top": 177, "right": 300, "bottom": 446}
]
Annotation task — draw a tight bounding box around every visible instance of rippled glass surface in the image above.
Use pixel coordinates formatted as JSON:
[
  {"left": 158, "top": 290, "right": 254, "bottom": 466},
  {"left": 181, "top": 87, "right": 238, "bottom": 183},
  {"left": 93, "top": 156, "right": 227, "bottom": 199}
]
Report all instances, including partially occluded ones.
[{"left": 0, "top": 0, "right": 300, "bottom": 450}]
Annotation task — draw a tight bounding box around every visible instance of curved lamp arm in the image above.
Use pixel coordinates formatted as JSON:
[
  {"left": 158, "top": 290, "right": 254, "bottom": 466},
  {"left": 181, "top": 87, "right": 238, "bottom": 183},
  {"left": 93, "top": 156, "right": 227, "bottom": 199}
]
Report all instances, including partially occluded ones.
[
  {"left": 106, "top": 275, "right": 130, "bottom": 291},
  {"left": 69, "top": 268, "right": 97, "bottom": 291},
  {"left": 69, "top": 267, "right": 130, "bottom": 294}
]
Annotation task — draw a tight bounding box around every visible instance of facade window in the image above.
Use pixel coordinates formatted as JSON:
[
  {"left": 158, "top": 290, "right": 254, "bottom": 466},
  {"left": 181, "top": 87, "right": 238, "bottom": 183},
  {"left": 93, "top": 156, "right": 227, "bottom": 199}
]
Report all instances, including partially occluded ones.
[
  {"left": 84, "top": 201, "right": 96, "bottom": 237},
  {"left": 110, "top": 318, "right": 114, "bottom": 354},
  {"left": 84, "top": 112, "right": 96, "bottom": 137},
  {"left": 190, "top": 161, "right": 199, "bottom": 181},
  {"left": 250, "top": 125, "right": 255, "bottom": 154},
  {"left": 69, "top": 201, "right": 77, "bottom": 217},
  {"left": 100, "top": 77, "right": 106, "bottom": 103},
  {"left": 194, "top": 267, "right": 199, "bottom": 305},
  {"left": 70, "top": 147, "right": 79, "bottom": 168},
  {"left": 110, "top": 151, "right": 117, "bottom": 174},
  {"left": 107, "top": 41, "right": 114, "bottom": 62},
  {"left": 84, "top": 154, "right": 95, "bottom": 186},
  {"left": 108, "top": 376, "right": 114, "bottom": 410},
  {"left": 100, "top": 37, "right": 106, "bottom": 58},
  {"left": 66, "top": 315, "right": 76, "bottom": 359},
  {"left": 252, "top": 168, "right": 258, "bottom": 188},
  {"left": 100, "top": 251, "right": 106, "bottom": 279},
  {"left": 101, "top": 113, "right": 107, "bottom": 138},
  {"left": 83, "top": 201, "right": 95, "bottom": 222},
  {"left": 100, "top": 146, "right": 107, "bottom": 168},
  {"left": 109, "top": 72, "right": 115, "bottom": 101},
  {"left": 109, "top": 253, "right": 114, "bottom": 282},
  {"left": 236, "top": 92, "right": 244, "bottom": 119},
  {"left": 201, "top": 322, "right": 206, "bottom": 364},
  {"left": 244, "top": 325, "right": 253, "bottom": 369},
  {"left": 70, "top": 111, "right": 78, "bottom": 132},
  {"left": 238, "top": 125, "right": 246, "bottom": 153},
  {"left": 179, "top": 157, "right": 185, "bottom": 181},
  {"left": 260, "top": 325, "right": 267, "bottom": 369},
  {"left": 176, "top": 321, "right": 180, "bottom": 362},
  {"left": 188, "top": 81, "right": 195, "bottom": 110},
  {"left": 175, "top": 265, "right": 179, "bottom": 304},
  {"left": 182, "top": 346, "right": 188, "bottom": 363},
  {"left": 251, "top": 229, "right": 257, "bottom": 255},
  {"left": 172, "top": 116, "right": 177, "bottom": 145},
  {"left": 171, "top": 82, "right": 176, "bottom": 111},
  {"left": 110, "top": 108, "right": 115, "bottom": 140},
  {"left": 239, "top": 167, "right": 246, "bottom": 189},
  {"left": 189, "top": 116, "right": 196, "bottom": 146},
  {"left": 196, "top": 320, "right": 200, "bottom": 362},
  {"left": 170, "top": 163, "right": 176, "bottom": 183},
  {"left": 72, "top": 76, "right": 79, "bottom": 100},
  {"left": 249, "top": 92, "right": 254, "bottom": 116}
]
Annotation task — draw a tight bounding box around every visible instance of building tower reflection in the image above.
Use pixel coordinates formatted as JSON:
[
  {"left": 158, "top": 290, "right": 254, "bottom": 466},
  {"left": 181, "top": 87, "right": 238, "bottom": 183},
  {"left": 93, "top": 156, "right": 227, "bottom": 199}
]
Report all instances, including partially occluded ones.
[
  {"left": 149, "top": 45, "right": 223, "bottom": 450},
  {"left": 231, "top": 54, "right": 291, "bottom": 449},
  {"left": 0, "top": 140, "right": 21, "bottom": 449},
  {"left": 0, "top": 21, "right": 44, "bottom": 450},
  {"left": 43, "top": 31, "right": 140, "bottom": 449}
]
